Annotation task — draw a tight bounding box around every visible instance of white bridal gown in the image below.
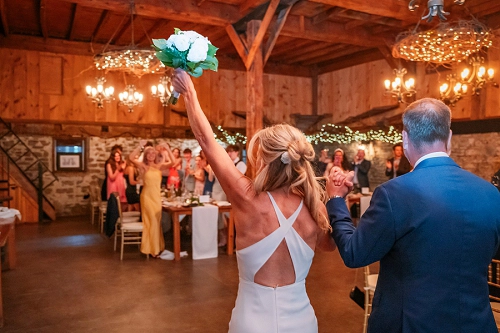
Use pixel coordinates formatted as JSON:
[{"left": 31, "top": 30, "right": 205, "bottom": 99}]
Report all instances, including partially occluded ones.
[{"left": 228, "top": 192, "right": 317, "bottom": 333}]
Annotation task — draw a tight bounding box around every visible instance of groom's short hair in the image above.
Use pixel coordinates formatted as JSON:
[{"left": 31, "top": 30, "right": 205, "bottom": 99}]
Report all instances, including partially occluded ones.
[{"left": 402, "top": 98, "right": 451, "bottom": 150}]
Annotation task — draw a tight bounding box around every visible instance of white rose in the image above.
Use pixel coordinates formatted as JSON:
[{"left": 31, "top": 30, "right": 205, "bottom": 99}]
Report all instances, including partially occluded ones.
[
  {"left": 182, "top": 31, "right": 209, "bottom": 44},
  {"left": 187, "top": 38, "right": 209, "bottom": 62},
  {"left": 168, "top": 34, "right": 190, "bottom": 52}
]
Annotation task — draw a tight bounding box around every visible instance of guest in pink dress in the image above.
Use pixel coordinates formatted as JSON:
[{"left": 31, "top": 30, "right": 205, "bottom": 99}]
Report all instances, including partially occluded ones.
[{"left": 106, "top": 149, "right": 127, "bottom": 207}]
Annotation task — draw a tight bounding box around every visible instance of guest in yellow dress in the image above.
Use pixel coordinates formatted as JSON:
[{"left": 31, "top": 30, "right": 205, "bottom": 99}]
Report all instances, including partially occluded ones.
[{"left": 129, "top": 140, "right": 175, "bottom": 258}]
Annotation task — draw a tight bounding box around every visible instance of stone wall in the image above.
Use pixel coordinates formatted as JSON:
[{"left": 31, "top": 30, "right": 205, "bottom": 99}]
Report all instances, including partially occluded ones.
[{"left": 9, "top": 131, "right": 500, "bottom": 217}]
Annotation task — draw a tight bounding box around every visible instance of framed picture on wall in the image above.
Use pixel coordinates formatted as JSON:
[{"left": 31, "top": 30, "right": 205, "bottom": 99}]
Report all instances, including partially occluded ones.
[{"left": 54, "top": 138, "right": 86, "bottom": 172}]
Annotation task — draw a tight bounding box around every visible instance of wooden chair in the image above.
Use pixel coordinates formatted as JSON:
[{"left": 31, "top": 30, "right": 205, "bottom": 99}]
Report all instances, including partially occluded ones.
[
  {"left": 488, "top": 259, "right": 500, "bottom": 329},
  {"left": 111, "top": 193, "right": 142, "bottom": 260},
  {"left": 363, "top": 265, "right": 379, "bottom": 333}
]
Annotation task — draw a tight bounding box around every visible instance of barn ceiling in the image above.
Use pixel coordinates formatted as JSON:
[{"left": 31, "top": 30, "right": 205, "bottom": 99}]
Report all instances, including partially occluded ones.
[{"left": 0, "top": 0, "right": 499, "bottom": 77}]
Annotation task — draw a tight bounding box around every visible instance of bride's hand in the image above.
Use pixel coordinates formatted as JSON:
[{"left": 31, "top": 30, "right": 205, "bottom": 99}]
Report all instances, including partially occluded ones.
[{"left": 171, "top": 68, "right": 192, "bottom": 95}]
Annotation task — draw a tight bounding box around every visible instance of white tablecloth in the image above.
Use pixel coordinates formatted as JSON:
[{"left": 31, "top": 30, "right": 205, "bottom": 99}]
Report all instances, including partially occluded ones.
[{"left": 192, "top": 205, "right": 219, "bottom": 260}]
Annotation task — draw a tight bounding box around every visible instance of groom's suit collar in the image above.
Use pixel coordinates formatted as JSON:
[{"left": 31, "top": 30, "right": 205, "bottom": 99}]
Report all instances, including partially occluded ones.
[{"left": 413, "top": 155, "right": 459, "bottom": 170}]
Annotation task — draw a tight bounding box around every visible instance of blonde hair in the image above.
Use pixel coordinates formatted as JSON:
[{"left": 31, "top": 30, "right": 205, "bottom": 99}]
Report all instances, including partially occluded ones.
[
  {"left": 247, "top": 124, "right": 330, "bottom": 231},
  {"left": 143, "top": 146, "right": 156, "bottom": 166}
]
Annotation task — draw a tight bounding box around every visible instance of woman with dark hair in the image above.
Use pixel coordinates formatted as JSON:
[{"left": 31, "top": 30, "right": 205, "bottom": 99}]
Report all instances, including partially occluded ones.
[
  {"left": 106, "top": 149, "right": 127, "bottom": 207},
  {"left": 172, "top": 69, "right": 336, "bottom": 332},
  {"left": 129, "top": 141, "right": 175, "bottom": 258}
]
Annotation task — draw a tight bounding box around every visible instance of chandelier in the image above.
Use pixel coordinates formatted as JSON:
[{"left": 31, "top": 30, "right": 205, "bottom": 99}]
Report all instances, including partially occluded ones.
[
  {"left": 392, "top": 20, "right": 494, "bottom": 65},
  {"left": 94, "top": 49, "right": 164, "bottom": 77},
  {"left": 92, "top": 0, "right": 164, "bottom": 77},
  {"left": 439, "top": 55, "right": 497, "bottom": 106},
  {"left": 383, "top": 68, "right": 416, "bottom": 103},
  {"left": 85, "top": 77, "right": 114, "bottom": 108},
  {"left": 408, "top": 0, "right": 466, "bottom": 22},
  {"left": 118, "top": 85, "right": 143, "bottom": 112},
  {"left": 151, "top": 76, "right": 173, "bottom": 107}
]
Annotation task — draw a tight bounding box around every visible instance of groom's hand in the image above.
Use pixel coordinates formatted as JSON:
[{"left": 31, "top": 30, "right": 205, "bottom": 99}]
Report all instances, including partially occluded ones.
[{"left": 326, "top": 167, "right": 354, "bottom": 199}]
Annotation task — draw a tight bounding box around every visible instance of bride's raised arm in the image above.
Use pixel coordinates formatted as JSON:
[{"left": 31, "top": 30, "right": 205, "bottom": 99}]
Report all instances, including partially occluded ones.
[{"left": 171, "top": 69, "right": 252, "bottom": 203}]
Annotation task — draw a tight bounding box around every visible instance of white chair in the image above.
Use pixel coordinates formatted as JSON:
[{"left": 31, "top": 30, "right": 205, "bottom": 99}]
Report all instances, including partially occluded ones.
[
  {"left": 89, "top": 184, "right": 108, "bottom": 233},
  {"left": 111, "top": 193, "right": 142, "bottom": 260},
  {"left": 488, "top": 259, "right": 500, "bottom": 330},
  {"left": 363, "top": 265, "right": 379, "bottom": 333}
]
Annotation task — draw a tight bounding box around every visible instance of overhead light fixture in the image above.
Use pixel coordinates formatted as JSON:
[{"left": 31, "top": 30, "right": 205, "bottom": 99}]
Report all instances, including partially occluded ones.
[
  {"left": 440, "top": 55, "right": 497, "bottom": 106},
  {"left": 118, "top": 85, "right": 143, "bottom": 112},
  {"left": 151, "top": 76, "right": 173, "bottom": 107},
  {"left": 392, "top": 20, "right": 493, "bottom": 65},
  {"left": 92, "top": 0, "right": 164, "bottom": 77},
  {"left": 408, "top": 0, "right": 466, "bottom": 22},
  {"left": 383, "top": 68, "right": 416, "bottom": 103},
  {"left": 85, "top": 77, "right": 114, "bottom": 108}
]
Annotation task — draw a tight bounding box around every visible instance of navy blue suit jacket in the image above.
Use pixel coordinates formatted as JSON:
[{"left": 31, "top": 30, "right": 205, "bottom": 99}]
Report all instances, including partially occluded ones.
[{"left": 327, "top": 157, "right": 500, "bottom": 333}]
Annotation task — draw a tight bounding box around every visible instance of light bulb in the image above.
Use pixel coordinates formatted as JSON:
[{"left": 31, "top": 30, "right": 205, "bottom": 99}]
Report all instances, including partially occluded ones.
[
  {"left": 151, "top": 86, "right": 157, "bottom": 94},
  {"left": 461, "top": 84, "right": 467, "bottom": 93},
  {"left": 158, "top": 84, "right": 165, "bottom": 94},
  {"left": 440, "top": 83, "right": 448, "bottom": 93},
  {"left": 384, "top": 80, "right": 391, "bottom": 90},
  {"left": 86, "top": 86, "right": 91, "bottom": 95},
  {"left": 461, "top": 68, "right": 470, "bottom": 80},
  {"left": 487, "top": 68, "right": 494, "bottom": 78}
]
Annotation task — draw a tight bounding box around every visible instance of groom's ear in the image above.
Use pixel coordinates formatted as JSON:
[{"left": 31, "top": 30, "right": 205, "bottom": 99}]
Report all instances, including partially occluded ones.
[{"left": 402, "top": 130, "right": 409, "bottom": 150}]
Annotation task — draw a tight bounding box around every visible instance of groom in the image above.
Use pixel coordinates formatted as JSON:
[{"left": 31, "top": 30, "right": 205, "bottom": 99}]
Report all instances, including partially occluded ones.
[{"left": 326, "top": 98, "right": 500, "bottom": 332}]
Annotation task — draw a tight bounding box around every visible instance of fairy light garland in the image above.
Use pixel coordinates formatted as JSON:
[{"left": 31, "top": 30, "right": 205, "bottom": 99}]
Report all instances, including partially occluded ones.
[{"left": 213, "top": 124, "right": 402, "bottom": 145}]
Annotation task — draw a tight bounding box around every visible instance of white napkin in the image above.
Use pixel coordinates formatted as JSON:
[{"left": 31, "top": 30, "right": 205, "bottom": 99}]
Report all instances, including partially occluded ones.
[
  {"left": 0, "top": 208, "right": 21, "bottom": 223},
  {"left": 216, "top": 201, "right": 231, "bottom": 207}
]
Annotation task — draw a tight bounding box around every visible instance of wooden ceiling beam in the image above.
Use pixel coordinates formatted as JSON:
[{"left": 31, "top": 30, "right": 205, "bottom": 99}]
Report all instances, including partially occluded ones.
[
  {"left": 282, "top": 43, "right": 345, "bottom": 63},
  {"left": 56, "top": 0, "right": 239, "bottom": 26},
  {"left": 301, "top": 45, "right": 367, "bottom": 65},
  {"left": 307, "top": 0, "right": 415, "bottom": 21},
  {"left": 92, "top": 10, "right": 111, "bottom": 41},
  {"left": 113, "top": 16, "right": 132, "bottom": 44},
  {"left": 136, "top": 19, "right": 165, "bottom": 44},
  {"left": 244, "top": 0, "right": 279, "bottom": 69},
  {"left": 317, "top": 48, "right": 384, "bottom": 74},
  {"left": 377, "top": 45, "right": 399, "bottom": 69},
  {"left": 263, "top": 4, "right": 293, "bottom": 64},
  {"left": 68, "top": 4, "right": 81, "bottom": 41},
  {"left": 311, "top": 7, "right": 346, "bottom": 25},
  {"left": 240, "top": 0, "right": 267, "bottom": 16},
  {"left": 282, "top": 15, "right": 386, "bottom": 47},
  {"left": 0, "top": 0, "right": 7, "bottom": 36},
  {"left": 225, "top": 25, "right": 247, "bottom": 65},
  {"left": 39, "top": 0, "right": 47, "bottom": 38}
]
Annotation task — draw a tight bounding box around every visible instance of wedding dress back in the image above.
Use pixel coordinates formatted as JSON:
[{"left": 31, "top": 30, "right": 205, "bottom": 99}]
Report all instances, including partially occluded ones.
[{"left": 228, "top": 192, "right": 318, "bottom": 333}]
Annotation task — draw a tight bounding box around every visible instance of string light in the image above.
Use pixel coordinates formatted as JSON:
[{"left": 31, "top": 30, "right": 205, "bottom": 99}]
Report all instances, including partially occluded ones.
[
  {"left": 212, "top": 124, "right": 402, "bottom": 145},
  {"left": 392, "top": 20, "right": 493, "bottom": 65}
]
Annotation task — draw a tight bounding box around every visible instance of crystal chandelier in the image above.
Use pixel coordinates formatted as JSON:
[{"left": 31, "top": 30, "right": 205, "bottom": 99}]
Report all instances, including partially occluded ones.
[
  {"left": 85, "top": 77, "right": 114, "bottom": 108},
  {"left": 118, "top": 85, "right": 143, "bottom": 112},
  {"left": 439, "top": 55, "right": 497, "bottom": 106},
  {"left": 383, "top": 68, "right": 416, "bottom": 103},
  {"left": 151, "top": 76, "right": 173, "bottom": 107},
  {"left": 392, "top": 20, "right": 493, "bottom": 65}
]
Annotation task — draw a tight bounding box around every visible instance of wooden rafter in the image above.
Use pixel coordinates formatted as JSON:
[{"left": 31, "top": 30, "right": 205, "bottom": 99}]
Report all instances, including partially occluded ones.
[
  {"left": 308, "top": 0, "right": 415, "bottom": 21},
  {"left": 0, "top": 0, "right": 8, "bottom": 36},
  {"left": 92, "top": 10, "right": 111, "bottom": 41},
  {"left": 136, "top": 19, "right": 166, "bottom": 44},
  {"left": 225, "top": 25, "right": 247, "bottom": 64},
  {"left": 317, "top": 48, "right": 384, "bottom": 74},
  {"left": 240, "top": 0, "right": 266, "bottom": 16},
  {"left": 114, "top": 16, "right": 132, "bottom": 44},
  {"left": 244, "top": 0, "right": 279, "bottom": 69},
  {"left": 39, "top": 0, "right": 47, "bottom": 38},
  {"left": 263, "top": 5, "right": 293, "bottom": 64},
  {"left": 377, "top": 45, "right": 399, "bottom": 69},
  {"left": 68, "top": 4, "right": 81, "bottom": 41},
  {"left": 301, "top": 45, "right": 367, "bottom": 66}
]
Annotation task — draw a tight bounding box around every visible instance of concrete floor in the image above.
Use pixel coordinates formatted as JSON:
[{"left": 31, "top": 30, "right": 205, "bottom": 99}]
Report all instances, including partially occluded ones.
[{"left": 2, "top": 217, "right": 367, "bottom": 333}]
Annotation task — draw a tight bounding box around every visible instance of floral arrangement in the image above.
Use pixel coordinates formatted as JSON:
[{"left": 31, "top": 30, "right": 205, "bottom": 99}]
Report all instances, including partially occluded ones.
[{"left": 153, "top": 29, "right": 218, "bottom": 104}]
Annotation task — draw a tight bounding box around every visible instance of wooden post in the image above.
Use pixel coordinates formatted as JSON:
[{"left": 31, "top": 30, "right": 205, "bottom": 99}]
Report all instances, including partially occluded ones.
[
  {"left": 245, "top": 20, "right": 264, "bottom": 178},
  {"left": 38, "top": 162, "right": 44, "bottom": 223}
]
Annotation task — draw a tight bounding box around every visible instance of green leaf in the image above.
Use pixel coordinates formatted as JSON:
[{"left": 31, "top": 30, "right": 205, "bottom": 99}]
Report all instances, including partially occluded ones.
[
  {"left": 207, "top": 44, "right": 218, "bottom": 57},
  {"left": 174, "top": 28, "right": 181, "bottom": 35},
  {"left": 190, "top": 67, "right": 203, "bottom": 77}
]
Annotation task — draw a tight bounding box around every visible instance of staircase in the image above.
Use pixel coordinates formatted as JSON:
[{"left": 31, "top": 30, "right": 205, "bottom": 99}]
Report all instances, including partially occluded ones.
[{"left": 0, "top": 118, "right": 58, "bottom": 221}]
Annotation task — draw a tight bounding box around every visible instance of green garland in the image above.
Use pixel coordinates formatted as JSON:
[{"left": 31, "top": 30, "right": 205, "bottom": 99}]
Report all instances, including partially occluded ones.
[{"left": 214, "top": 124, "right": 402, "bottom": 145}]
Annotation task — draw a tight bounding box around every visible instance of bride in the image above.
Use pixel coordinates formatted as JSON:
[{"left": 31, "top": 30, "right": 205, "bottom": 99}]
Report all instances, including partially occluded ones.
[{"left": 172, "top": 69, "right": 336, "bottom": 333}]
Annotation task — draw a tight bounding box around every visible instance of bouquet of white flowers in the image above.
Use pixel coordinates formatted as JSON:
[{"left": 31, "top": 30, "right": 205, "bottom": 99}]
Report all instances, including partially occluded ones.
[{"left": 153, "top": 29, "right": 218, "bottom": 104}]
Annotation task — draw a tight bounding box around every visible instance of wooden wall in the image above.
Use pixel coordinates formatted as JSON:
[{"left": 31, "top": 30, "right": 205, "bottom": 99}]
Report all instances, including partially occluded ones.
[{"left": 0, "top": 48, "right": 311, "bottom": 132}]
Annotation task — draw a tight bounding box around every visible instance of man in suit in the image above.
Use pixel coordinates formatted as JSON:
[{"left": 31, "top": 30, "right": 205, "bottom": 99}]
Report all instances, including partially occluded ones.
[
  {"left": 385, "top": 143, "right": 412, "bottom": 178},
  {"left": 351, "top": 149, "right": 371, "bottom": 190},
  {"left": 326, "top": 98, "right": 500, "bottom": 332}
]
